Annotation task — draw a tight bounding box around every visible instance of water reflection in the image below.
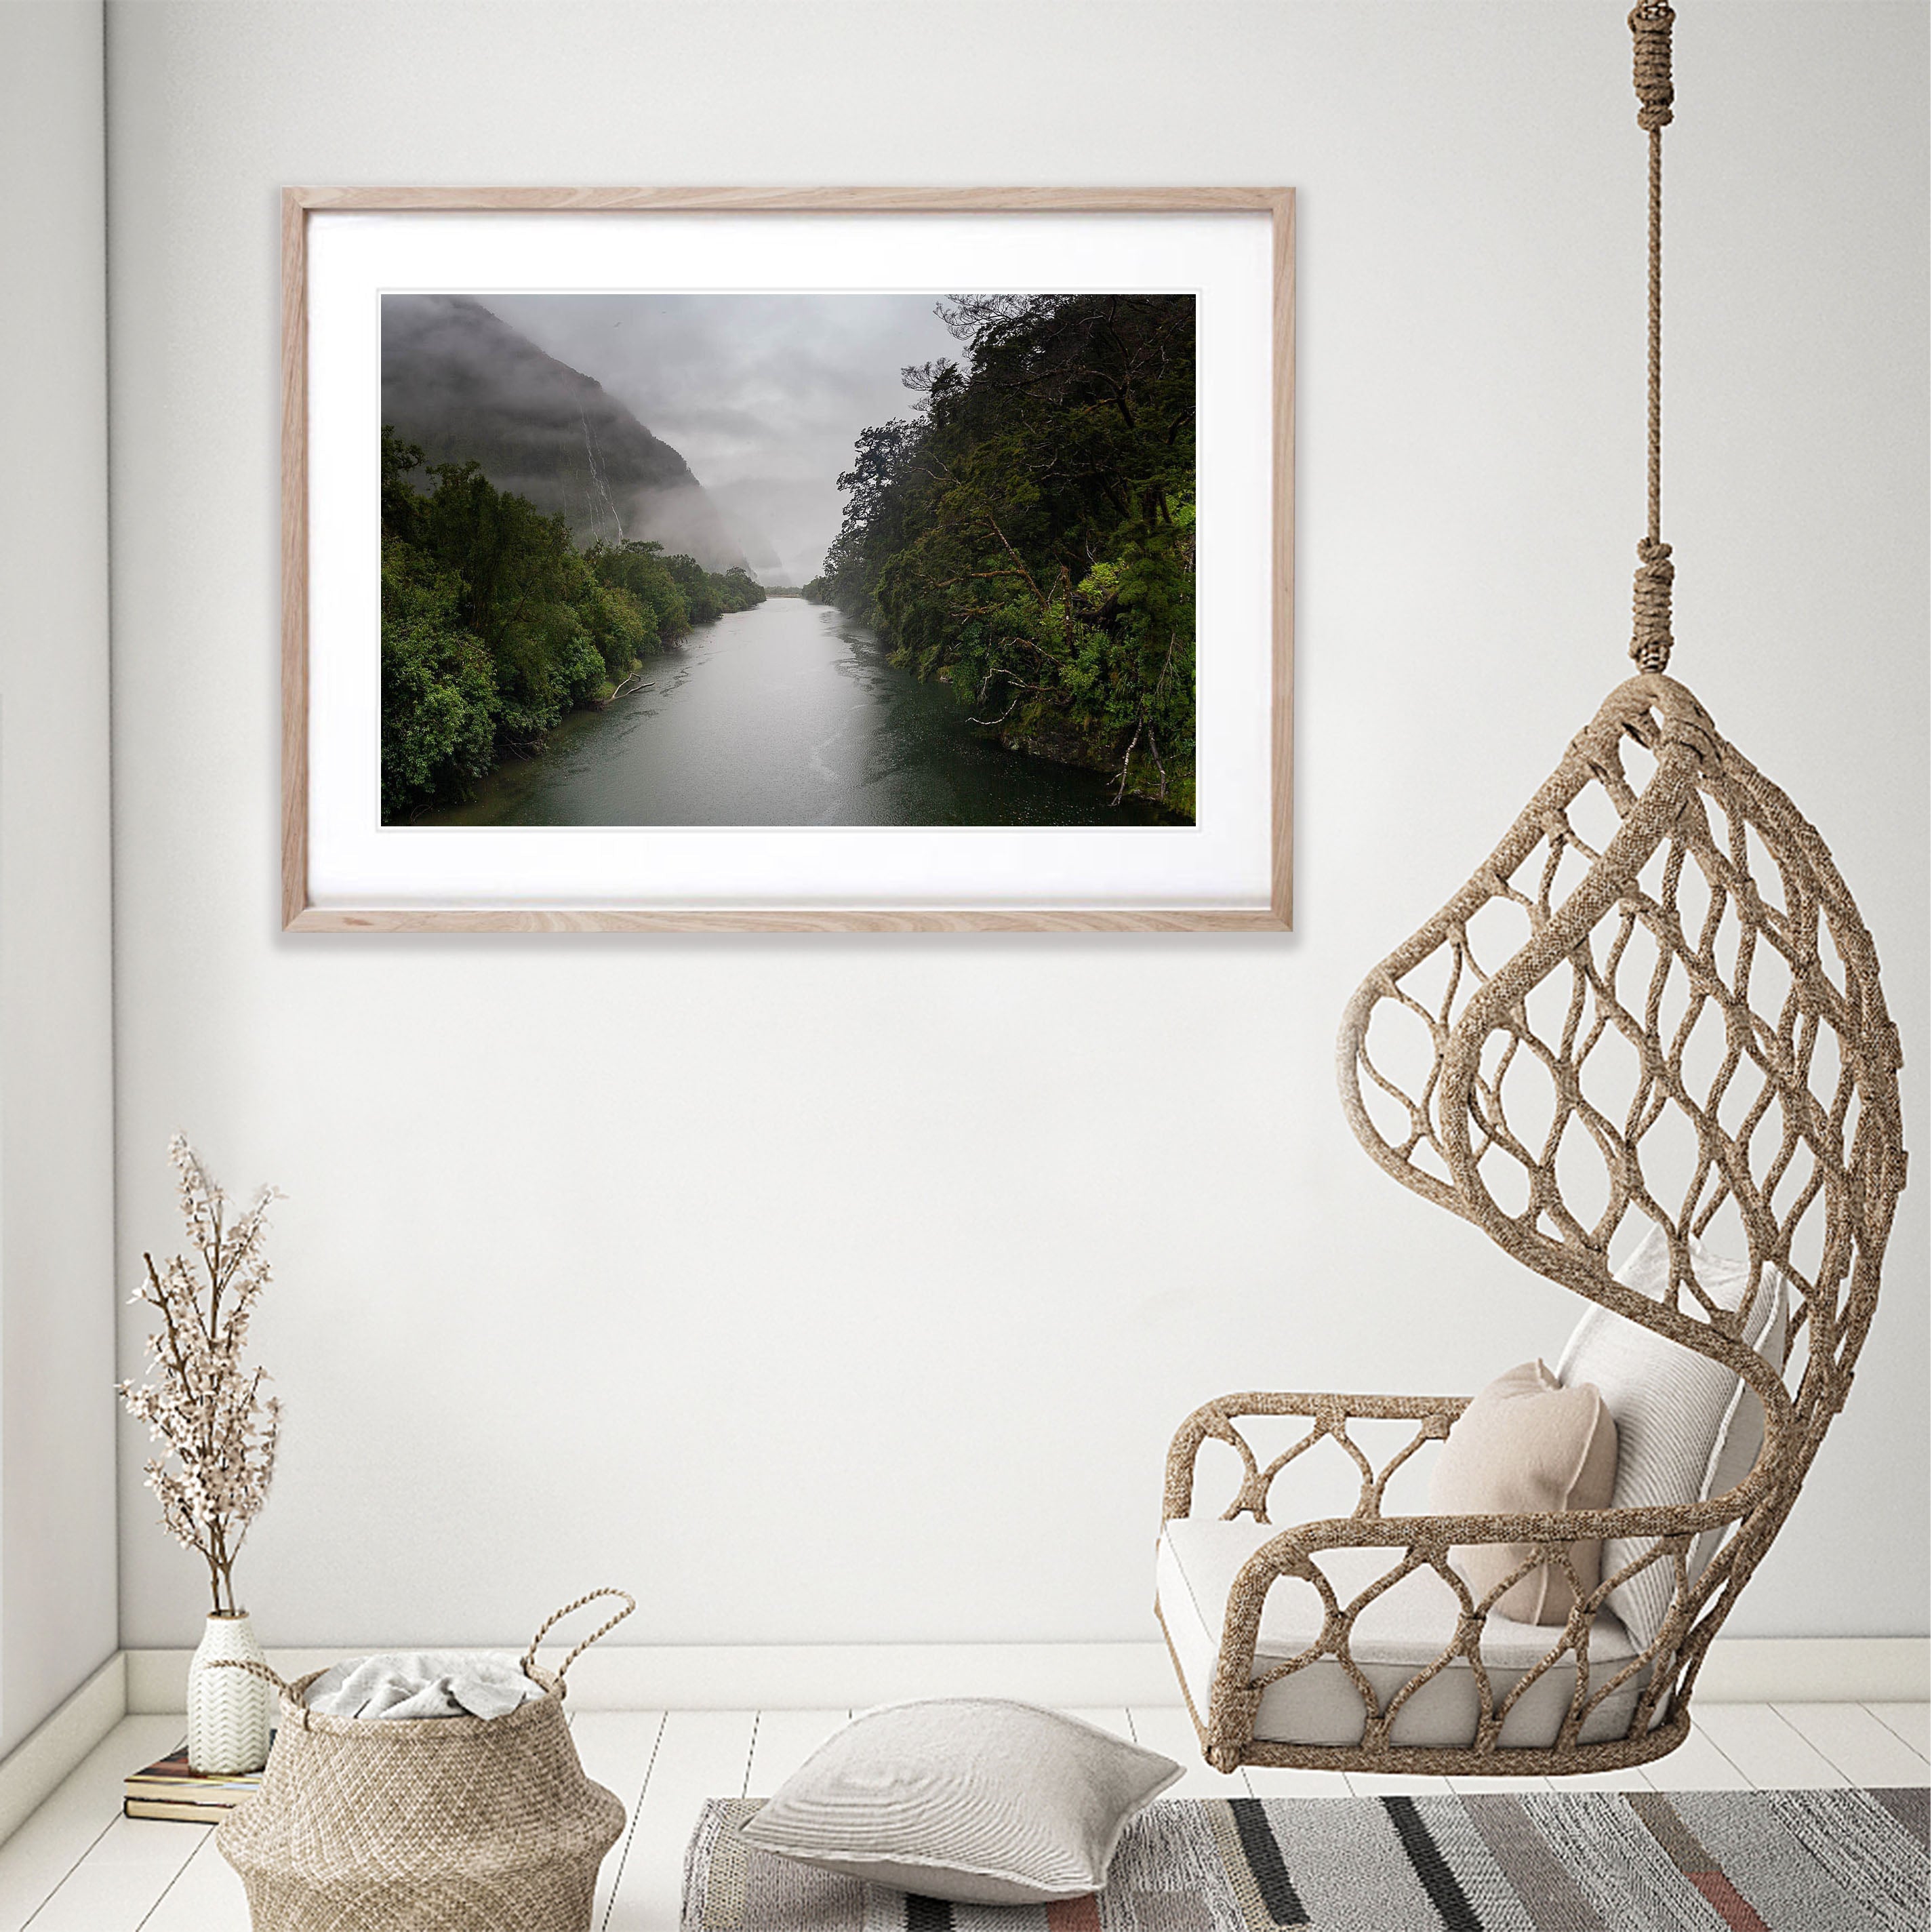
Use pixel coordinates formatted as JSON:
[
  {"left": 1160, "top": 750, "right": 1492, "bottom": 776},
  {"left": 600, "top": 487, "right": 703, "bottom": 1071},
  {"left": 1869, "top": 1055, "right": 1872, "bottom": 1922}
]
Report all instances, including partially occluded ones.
[{"left": 421, "top": 600, "right": 1187, "bottom": 828}]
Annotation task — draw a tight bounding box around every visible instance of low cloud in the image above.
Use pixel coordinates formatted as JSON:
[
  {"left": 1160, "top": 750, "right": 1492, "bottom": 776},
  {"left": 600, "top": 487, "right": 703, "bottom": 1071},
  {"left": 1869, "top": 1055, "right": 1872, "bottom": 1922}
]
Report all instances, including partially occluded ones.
[{"left": 485, "top": 292, "right": 961, "bottom": 583}]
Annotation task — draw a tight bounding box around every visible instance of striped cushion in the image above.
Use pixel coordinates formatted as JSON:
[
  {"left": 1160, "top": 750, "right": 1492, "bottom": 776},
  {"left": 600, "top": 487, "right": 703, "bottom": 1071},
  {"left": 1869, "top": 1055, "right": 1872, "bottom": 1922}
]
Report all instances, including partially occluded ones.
[
  {"left": 736, "top": 1700, "right": 1182, "bottom": 1905},
  {"left": 1557, "top": 1224, "right": 1789, "bottom": 1649}
]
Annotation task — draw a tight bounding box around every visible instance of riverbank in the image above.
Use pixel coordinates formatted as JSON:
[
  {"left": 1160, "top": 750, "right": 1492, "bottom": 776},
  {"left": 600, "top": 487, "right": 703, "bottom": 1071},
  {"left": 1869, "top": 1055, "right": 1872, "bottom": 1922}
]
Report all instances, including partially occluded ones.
[
  {"left": 380, "top": 431, "right": 767, "bottom": 822},
  {"left": 805, "top": 293, "right": 1196, "bottom": 819}
]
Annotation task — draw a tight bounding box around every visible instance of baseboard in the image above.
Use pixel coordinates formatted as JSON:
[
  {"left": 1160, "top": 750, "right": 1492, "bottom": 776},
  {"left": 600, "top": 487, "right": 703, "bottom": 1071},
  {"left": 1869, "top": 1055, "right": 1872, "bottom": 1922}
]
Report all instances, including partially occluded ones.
[
  {"left": 124, "top": 1641, "right": 1184, "bottom": 1714},
  {"left": 1690, "top": 1637, "right": 1929, "bottom": 1704},
  {"left": 2, "top": 1634, "right": 1914, "bottom": 1843},
  {"left": 123, "top": 1634, "right": 1928, "bottom": 1715},
  {"left": 0, "top": 1654, "right": 126, "bottom": 1844}
]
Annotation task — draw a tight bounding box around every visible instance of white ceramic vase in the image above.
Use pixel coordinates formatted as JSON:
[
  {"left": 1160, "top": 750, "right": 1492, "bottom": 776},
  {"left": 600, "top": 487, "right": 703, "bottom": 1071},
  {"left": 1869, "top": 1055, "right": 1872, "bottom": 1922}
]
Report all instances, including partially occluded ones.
[{"left": 186, "top": 1611, "right": 273, "bottom": 1775}]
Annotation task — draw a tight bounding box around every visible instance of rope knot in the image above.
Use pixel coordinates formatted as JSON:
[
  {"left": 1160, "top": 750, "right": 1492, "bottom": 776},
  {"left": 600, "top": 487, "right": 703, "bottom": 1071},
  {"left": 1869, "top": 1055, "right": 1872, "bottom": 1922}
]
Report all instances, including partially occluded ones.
[
  {"left": 1630, "top": 538, "right": 1674, "bottom": 672},
  {"left": 1630, "top": 1, "right": 1675, "bottom": 131}
]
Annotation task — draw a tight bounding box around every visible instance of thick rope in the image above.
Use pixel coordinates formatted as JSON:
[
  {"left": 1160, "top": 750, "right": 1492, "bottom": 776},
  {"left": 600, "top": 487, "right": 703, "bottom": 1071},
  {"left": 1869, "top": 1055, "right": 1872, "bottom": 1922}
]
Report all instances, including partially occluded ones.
[
  {"left": 1632, "top": 537, "right": 1674, "bottom": 671},
  {"left": 207, "top": 1656, "right": 297, "bottom": 1698},
  {"left": 521, "top": 1587, "right": 636, "bottom": 1691},
  {"left": 1629, "top": 1, "right": 1676, "bottom": 672}
]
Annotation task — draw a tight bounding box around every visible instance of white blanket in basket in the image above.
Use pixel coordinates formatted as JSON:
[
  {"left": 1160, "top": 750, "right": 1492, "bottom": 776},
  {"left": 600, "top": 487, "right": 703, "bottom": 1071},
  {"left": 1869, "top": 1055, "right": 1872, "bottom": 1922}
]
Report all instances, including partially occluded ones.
[{"left": 304, "top": 1652, "right": 546, "bottom": 1721}]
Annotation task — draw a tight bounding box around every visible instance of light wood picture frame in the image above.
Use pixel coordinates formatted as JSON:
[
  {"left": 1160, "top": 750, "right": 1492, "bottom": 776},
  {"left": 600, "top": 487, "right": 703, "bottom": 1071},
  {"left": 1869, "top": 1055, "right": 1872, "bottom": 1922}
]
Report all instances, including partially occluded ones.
[{"left": 282, "top": 187, "right": 1293, "bottom": 931}]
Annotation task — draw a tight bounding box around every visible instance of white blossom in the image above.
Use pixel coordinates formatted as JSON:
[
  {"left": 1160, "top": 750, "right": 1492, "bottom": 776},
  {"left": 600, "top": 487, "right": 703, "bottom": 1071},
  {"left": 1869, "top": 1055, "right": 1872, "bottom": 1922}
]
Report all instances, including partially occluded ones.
[{"left": 119, "top": 1135, "right": 283, "bottom": 1616}]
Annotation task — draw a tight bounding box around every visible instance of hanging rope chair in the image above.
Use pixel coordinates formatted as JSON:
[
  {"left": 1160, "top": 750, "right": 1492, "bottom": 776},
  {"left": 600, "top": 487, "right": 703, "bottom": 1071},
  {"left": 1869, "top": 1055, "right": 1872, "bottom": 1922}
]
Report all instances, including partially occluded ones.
[{"left": 1155, "top": 3, "right": 1906, "bottom": 1777}]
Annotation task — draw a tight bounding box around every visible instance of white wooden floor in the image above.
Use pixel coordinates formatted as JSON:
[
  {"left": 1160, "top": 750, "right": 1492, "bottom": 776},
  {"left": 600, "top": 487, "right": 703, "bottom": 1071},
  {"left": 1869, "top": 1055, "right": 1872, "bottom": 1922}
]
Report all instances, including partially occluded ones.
[{"left": 0, "top": 1702, "right": 1923, "bottom": 1931}]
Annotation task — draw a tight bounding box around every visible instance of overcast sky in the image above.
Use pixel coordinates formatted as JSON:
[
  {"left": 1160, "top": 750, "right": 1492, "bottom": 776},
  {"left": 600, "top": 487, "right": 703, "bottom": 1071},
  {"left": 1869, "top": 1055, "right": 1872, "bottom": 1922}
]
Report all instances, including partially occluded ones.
[{"left": 485, "top": 292, "right": 961, "bottom": 585}]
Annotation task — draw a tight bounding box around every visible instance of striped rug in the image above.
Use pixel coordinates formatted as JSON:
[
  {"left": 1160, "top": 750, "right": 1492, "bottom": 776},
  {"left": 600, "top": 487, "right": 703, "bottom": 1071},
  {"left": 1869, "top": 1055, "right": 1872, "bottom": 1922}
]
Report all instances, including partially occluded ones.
[{"left": 681, "top": 1788, "right": 1928, "bottom": 1931}]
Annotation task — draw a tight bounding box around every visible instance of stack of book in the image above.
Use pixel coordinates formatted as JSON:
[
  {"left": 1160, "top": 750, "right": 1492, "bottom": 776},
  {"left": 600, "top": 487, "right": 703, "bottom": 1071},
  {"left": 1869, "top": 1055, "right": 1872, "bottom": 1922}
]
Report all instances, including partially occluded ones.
[{"left": 123, "top": 1744, "right": 268, "bottom": 1824}]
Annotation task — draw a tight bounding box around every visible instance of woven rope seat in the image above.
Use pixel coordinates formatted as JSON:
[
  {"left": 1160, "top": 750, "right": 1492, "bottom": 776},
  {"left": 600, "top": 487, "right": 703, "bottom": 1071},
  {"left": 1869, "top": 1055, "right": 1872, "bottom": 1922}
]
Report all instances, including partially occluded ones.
[{"left": 1156, "top": 674, "right": 1906, "bottom": 1775}]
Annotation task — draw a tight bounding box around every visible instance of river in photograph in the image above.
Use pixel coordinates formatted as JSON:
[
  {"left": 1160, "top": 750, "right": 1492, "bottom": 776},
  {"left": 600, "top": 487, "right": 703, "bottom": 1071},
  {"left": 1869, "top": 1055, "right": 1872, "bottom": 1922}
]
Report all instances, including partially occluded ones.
[{"left": 421, "top": 599, "right": 1188, "bottom": 828}]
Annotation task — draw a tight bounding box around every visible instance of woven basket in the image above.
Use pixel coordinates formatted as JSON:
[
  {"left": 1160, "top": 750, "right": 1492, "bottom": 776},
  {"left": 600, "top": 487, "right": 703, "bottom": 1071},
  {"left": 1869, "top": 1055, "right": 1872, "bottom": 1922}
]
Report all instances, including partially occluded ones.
[{"left": 214, "top": 1590, "right": 632, "bottom": 1932}]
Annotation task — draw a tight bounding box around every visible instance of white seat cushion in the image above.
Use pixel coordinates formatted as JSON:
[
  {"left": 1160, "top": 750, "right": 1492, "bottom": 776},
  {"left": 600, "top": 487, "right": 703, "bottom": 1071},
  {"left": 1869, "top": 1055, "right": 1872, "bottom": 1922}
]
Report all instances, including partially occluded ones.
[{"left": 1156, "top": 1516, "right": 1647, "bottom": 1751}]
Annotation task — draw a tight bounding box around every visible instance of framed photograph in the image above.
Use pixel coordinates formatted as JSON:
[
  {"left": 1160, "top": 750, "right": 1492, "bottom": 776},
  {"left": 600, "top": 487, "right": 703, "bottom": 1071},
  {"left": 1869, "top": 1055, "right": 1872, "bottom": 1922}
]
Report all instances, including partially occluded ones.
[{"left": 282, "top": 188, "right": 1293, "bottom": 931}]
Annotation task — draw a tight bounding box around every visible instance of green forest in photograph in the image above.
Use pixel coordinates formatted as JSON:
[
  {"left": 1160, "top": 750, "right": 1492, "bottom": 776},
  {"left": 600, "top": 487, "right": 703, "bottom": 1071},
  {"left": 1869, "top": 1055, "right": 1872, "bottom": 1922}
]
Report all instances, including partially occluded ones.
[{"left": 378, "top": 289, "right": 1197, "bottom": 828}]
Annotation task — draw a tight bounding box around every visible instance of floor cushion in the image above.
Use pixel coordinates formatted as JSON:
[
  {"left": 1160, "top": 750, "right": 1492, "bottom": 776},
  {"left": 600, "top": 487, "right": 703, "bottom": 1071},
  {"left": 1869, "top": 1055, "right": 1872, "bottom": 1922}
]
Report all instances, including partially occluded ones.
[{"left": 736, "top": 1699, "right": 1180, "bottom": 1904}]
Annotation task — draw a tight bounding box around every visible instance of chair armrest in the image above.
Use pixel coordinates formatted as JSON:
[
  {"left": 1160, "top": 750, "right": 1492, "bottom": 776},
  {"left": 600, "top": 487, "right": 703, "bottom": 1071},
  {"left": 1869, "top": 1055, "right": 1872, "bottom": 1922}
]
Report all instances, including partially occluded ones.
[
  {"left": 1163, "top": 1390, "right": 1470, "bottom": 1525},
  {"left": 1248, "top": 1495, "right": 1758, "bottom": 1563},
  {"left": 1210, "top": 1488, "right": 1767, "bottom": 1704},
  {"left": 1197, "top": 1502, "right": 1756, "bottom": 1766}
]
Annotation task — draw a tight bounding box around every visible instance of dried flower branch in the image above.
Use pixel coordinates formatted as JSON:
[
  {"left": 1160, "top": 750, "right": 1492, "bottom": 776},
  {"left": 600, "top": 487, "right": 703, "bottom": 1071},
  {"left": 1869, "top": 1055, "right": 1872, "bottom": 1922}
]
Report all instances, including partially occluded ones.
[{"left": 119, "top": 1135, "right": 283, "bottom": 1616}]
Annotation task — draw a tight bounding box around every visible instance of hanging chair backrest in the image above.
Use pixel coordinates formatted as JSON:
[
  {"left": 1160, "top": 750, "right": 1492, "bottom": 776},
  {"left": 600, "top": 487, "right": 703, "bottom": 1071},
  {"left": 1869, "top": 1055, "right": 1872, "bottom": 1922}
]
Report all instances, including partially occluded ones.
[{"left": 1339, "top": 672, "right": 1905, "bottom": 1546}]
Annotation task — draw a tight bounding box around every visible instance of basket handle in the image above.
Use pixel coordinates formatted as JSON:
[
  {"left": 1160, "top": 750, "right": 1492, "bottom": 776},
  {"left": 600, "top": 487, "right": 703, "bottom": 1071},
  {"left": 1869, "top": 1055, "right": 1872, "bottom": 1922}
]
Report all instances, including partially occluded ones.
[
  {"left": 521, "top": 1588, "right": 635, "bottom": 1692},
  {"left": 205, "top": 1657, "right": 297, "bottom": 1699}
]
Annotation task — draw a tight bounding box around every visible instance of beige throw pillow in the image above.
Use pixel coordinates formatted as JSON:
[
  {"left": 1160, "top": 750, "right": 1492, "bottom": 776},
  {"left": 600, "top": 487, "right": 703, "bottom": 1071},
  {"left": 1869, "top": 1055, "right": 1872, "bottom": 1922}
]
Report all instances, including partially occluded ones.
[{"left": 1426, "top": 1359, "right": 1619, "bottom": 1625}]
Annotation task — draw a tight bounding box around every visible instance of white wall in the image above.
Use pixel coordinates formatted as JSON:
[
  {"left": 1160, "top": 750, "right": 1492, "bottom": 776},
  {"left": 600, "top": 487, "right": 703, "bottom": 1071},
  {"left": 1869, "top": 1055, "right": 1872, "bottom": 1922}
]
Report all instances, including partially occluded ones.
[
  {"left": 107, "top": 1, "right": 1927, "bottom": 1654},
  {"left": 0, "top": 1, "right": 119, "bottom": 1750}
]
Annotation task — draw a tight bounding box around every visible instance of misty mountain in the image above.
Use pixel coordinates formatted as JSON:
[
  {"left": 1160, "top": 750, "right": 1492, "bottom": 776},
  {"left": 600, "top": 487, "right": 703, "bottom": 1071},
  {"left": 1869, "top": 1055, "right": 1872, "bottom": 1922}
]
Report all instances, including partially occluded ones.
[
  {"left": 710, "top": 491, "right": 784, "bottom": 573},
  {"left": 381, "top": 294, "right": 752, "bottom": 572}
]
